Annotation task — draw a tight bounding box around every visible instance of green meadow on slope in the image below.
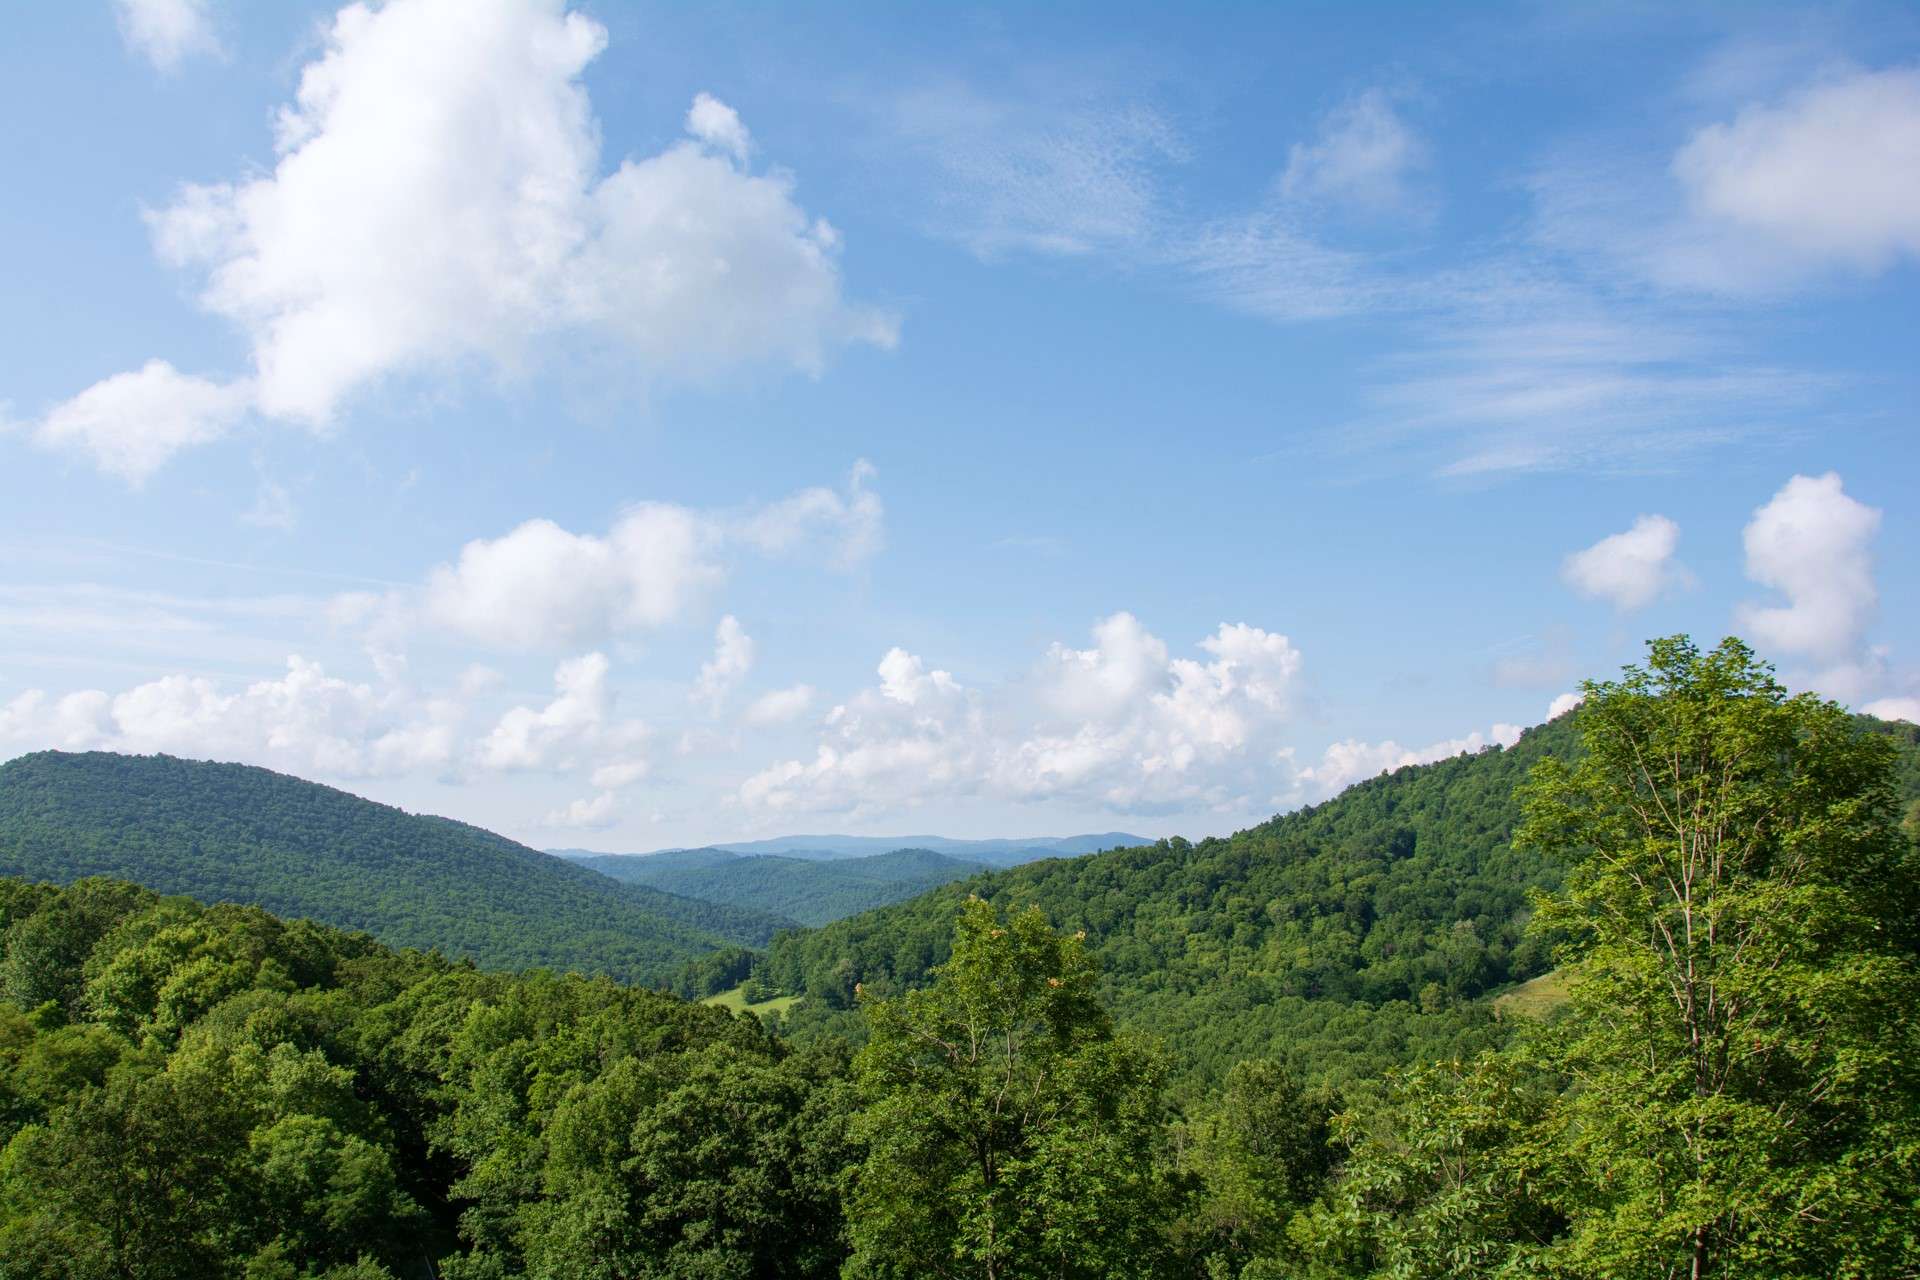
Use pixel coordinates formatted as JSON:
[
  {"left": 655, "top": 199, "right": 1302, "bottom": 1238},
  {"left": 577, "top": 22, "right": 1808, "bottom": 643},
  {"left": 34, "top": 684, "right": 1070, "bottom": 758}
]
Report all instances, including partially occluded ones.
[{"left": 0, "top": 751, "right": 793, "bottom": 986}]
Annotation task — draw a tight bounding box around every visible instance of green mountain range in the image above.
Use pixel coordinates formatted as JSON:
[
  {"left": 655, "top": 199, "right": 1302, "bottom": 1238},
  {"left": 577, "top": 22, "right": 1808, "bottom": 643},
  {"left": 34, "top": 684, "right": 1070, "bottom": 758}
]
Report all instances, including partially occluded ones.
[
  {"left": 566, "top": 845, "right": 992, "bottom": 927},
  {"left": 0, "top": 751, "right": 793, "bottom": 985},
  {"left": 713, "top": 831, "right": 1147, "bottom": 864},
  {"left": 564, "top": 830, "right": 1148, "bottom": 866},
  {"left": 761, "top": 712, "right": 1920, "bottom": 1087},
  {"left": 6, "top": 711, "right": 1912, "bottom": 1084}
]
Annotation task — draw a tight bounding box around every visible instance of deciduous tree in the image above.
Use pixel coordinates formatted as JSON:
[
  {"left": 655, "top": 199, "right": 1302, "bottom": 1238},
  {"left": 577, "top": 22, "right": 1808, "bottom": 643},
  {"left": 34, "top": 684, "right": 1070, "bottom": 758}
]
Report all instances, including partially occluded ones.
[
  {"left": 846, "top": 898, "right": 1177, "bottom": 1279},
  {"left": 1518, "top": 636, "right": 1920, "bottom": 1277}
]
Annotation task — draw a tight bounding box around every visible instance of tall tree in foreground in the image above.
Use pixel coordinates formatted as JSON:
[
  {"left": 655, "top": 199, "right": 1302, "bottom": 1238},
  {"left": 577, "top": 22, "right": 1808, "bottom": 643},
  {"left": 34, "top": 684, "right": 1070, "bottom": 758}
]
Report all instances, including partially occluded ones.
[
  {"left": 845, "top": 898, "right": 1177, "bottom": 1280},
  {"left": 1180, "top": 1059, "right": 1336, "bottom": 1276},
  {"left": 1517, "top": 636, "right": 1920, "bottom": 1277}
]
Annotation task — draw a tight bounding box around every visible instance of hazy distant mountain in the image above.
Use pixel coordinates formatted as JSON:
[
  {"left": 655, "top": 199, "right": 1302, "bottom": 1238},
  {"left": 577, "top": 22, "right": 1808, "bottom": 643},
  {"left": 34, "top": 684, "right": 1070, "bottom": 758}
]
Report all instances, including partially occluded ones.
[
  {"left": 550, "top": 833, "right": 1146, "bottom": 928},
  {"left": 557, "top": 832, "right": 1150, "bottom": 868},
  {"left": 0, "top": 752, "right": 793, "bottom": 985},
  {"left": 569, "top": 846, "right": 995, "bottom": 927},
  {"left": 551, "top": 846, "right": 740, "bottom": 872}
]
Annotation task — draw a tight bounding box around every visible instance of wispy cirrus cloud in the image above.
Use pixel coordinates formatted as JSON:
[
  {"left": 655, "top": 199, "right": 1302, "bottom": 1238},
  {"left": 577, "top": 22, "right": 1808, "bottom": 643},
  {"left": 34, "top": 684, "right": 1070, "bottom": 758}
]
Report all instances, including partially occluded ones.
[
  {"left": 879, "top": 77, "right": 1188, "bottom": 258},
  {"left": 877, "top": 53, "right": 1884, "bottom": 481},
  {"left": 1355, "top": 307, "right": 1832, "bottom": 478}
]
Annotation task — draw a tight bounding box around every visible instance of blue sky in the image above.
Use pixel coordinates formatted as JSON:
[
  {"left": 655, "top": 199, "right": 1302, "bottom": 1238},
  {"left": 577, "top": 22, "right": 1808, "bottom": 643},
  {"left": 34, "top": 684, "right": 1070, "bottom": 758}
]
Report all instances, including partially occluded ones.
[{"left": 2, "top": 0, "right": 1916, "bottom": 849}]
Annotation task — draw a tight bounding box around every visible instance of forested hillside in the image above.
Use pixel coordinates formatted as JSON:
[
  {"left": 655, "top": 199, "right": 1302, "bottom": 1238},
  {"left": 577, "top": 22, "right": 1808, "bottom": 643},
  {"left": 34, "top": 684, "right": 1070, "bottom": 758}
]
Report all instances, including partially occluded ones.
[
  {"left": 764, "top": 710, "right": 1920, "bottom": 1087},
  {"left": 574, "top": 846, "right": 991, "bottom": 926},
  {"left": 0, "top": 752, "right": 790, "bottom": 985}
]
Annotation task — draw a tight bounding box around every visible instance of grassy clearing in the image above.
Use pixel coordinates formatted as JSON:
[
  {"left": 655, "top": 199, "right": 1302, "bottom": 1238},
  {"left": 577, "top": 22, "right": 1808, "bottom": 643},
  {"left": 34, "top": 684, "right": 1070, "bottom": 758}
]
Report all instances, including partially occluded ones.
[
  {"left": 1493, "top": 968, "right": 1570, "bottom": 1020},
  {"left": 705, "top": 985, "right": 803, "bottom": 1018}
]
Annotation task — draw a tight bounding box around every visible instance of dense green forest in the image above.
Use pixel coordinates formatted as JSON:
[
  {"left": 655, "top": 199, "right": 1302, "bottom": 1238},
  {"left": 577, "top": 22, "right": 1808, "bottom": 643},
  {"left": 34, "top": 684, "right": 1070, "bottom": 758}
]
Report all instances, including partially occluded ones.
[
  {"left": 0, "top": 874, "right": 852, "bottom": 1278},
  {"left": 760, "top": 713, "right": 1581, "bottom": 1087},
  {"left": 572, "top": 846, "right": 992, "bottom": 927},
  {"left": 760, "top": 707, "right": 1920, "bottom": 1091},
  {"left": 3, "top": 639, "right": 1917, "bottom": 1276},
  {"left": 0, "top": 752, "right": 793, "bottom": 986}
]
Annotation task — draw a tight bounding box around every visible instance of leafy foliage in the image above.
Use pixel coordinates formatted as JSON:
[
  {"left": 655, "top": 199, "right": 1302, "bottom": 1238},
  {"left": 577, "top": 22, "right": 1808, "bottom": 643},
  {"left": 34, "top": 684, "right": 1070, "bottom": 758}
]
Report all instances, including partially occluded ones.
[
  {"left": 1511, "top": 637, "right": 1920, "bottom": 1276},
  {"left": 0, "top": 751, "right": 789, "bottom": 985},
  {"left": 1290, "top": 1055, "right": 1563, "bottom": 1278},
  {"left": 846, "top": 898, "right": 1179, "bottom": 1279},
  {"left": 0, "top": 875, "right": 849, "bottom": 1278},
  {"left": 765, "top": 704, "right": 1920, "bottom": 1098}
]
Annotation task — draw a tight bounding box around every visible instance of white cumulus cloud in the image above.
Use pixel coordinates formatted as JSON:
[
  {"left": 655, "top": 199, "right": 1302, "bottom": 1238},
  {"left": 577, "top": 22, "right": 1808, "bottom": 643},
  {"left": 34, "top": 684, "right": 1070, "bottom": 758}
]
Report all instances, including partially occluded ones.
[
  {"left": 366, "top": 466, "right": 881, "bottom": 654},
  {"left": 692, "top": 615, "right": 755, "bottom": 714},
  {"left": 55, "top": 0, "right": 893, "bottom": 481},
  {"left": 877, "top": 647, "right": 963, "bottom": 707},
  {"left": 1674, "top": 65, "right": 1920, "bottom": 277},
  {"left": 733, "top": 460, "right": 885, "bottom": 567},
  {"left": 1296, "top": 722, "right": 1522, "bottom": 802},
  {"left": 1736, "top": 472, "right": 1880, "bottom": 663},
  {"left": 0, "top": 656, "right": 457, "bottom": 779},
  {"left": 738, "top": 613, "right": 1306, "bottom": 818},
  {"left": 590, "top": 758, "right": 650, "bottom": 789},
  {"left": 1561, "top": 514, "right": 1685, "bottom": 611},
  {"left": 475, "top": 652, "right": 643, "bottom": 773},
  {"left": 743, "top": 684, "right": 816, "bottom": 727},
  {"left": 686, "top": 91, "right": 751, "bottom": 163},
  {"left": 1862, "top": 696, "right": 1920, "bottom": 724},
  {"left": 544, "top": 791, "right": 618, "bottom": 829},
  {"left": 33, "top": 360, "right": 250, "bottom": 484},
  {"left": 422, "top": 505, "right": 718, "bottom": 652}
]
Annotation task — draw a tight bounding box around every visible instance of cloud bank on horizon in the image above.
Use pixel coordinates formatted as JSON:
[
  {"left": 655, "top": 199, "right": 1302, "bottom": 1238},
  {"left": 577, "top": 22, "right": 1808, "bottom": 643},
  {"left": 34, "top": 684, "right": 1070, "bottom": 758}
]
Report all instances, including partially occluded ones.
[{"left": 1, "top": 0, "right": 1915, "bottom": 846}]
